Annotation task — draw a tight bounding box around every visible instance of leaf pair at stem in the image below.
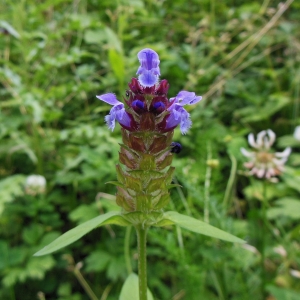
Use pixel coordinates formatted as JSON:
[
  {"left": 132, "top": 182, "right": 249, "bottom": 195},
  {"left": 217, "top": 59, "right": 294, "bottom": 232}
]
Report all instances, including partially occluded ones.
[{"left": 34, "top": 210, "right": 244, "bottom": 257}]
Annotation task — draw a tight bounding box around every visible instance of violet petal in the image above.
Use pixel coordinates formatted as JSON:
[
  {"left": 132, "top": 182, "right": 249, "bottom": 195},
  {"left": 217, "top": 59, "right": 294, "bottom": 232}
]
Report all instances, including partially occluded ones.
[
  {"left": 137, "top": 48, "right": 160, "bottom": 87},
  {"left": 96, "top": 93, "right": 122, "bottom": 106}
]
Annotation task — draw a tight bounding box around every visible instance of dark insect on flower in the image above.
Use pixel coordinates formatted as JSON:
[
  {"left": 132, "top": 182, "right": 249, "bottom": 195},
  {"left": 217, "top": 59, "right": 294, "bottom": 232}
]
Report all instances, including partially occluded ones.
[{"left": 170, "top": 142, "right": 182, "bottom": 154}]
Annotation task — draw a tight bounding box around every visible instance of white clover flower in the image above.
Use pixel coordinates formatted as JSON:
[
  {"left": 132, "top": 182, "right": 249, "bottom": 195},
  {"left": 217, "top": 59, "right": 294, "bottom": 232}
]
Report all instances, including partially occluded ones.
[
  {"left": 273, "top": 245, "right": 287, "bottom": 257},
  {"left": 25, "top": 174, "right": 46, "bottom": 195},
  {"left": 294, "top": 126, "right": 300, "bottom": 141},
  {"left": 241, "top": 129, "right": 291, "bottom": 180},
  {"left": 290, "top": 269, "right": 300, "bottom": 279}
]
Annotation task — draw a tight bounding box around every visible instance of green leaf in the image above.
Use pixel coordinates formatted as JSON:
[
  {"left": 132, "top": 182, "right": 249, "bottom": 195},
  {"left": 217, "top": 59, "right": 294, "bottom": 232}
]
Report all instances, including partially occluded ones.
[
  {"left": 161, "top": 211, "right": 245, "bottom": 243},
  {"left": 277, "top": 135, "right": 300, "bottom": 148},
  {"left": 2, "top": 256, "right": 55, "bottom": 287},
  {"left": 105, "top": 27, "right": 122, "bottom": 52},
  {"left": 0, "top": 174, "right": 26, "bottom": 215},
  {"left": 236, "top": 93, "right": 290, "bottom": 123},
  {"left": 119, "top": 273, "right": 154, "bottom": 300},
  {"left": 84, "top": 29, "right": 107, "bottom": 44},
  {"left": 266, "top": 285, "right": 300, "bottom": 300},
  {"left": 85, "top": 250, "right": 112, "bottom": 272},
  {"left": 34, "top": 211, "right": 130, "bottom": 256},
  {"left": 267, "top": 198, "right": 300, "bottom": 220},
  {"left": 107, "top": 256, "right": 126, "bottom": 281},
  {"left": 108, "top": 48, "right": 125, "bottom": 84},
  {"left": 69, "top": 204, "right": 99, "bottom": 224},
  {"left": 282, "top": 167, "right": 300, "bottom": 193},
  {"left": 25, "top": 256, "right": 55, "bottom": 279},
  {"left": 22, "top": 224, "right": 44, "bottom": 245}
]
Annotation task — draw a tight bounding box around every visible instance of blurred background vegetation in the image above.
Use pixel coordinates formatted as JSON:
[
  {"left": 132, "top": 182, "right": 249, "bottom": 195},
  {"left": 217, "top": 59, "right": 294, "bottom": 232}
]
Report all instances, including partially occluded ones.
[{"left": 1, "top": 0, "right": 300, "bottom": 299}]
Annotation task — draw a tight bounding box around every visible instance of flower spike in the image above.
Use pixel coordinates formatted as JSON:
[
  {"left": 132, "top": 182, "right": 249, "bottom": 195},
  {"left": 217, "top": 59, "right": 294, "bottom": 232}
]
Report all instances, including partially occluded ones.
[{"left": 96, "top": 48, "right": 201, "bottom": 211}]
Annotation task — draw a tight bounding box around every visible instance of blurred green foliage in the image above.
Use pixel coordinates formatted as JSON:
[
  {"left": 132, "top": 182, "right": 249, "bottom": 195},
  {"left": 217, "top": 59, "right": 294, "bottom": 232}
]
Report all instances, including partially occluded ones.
[{"left": 1, "top": 0, "right": 300, "bottom": 299}]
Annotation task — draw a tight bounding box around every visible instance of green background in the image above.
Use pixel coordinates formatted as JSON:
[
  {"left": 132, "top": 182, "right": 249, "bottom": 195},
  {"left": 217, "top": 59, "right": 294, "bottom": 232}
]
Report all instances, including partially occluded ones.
[{"left": 1, "top": 0, "right": 300, "bottom": 299}]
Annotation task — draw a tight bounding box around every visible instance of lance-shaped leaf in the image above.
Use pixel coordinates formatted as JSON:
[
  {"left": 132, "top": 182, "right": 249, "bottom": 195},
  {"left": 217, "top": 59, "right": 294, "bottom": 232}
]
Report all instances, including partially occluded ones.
[
  {"left": 157, "top": 211, "right": 245, "bottom": 243},
  {"left": 34, "top": 211, "right": 130, "bottom": 256},
  {"left": 119, "top": 273, "right": 154, "bottom": 300}
]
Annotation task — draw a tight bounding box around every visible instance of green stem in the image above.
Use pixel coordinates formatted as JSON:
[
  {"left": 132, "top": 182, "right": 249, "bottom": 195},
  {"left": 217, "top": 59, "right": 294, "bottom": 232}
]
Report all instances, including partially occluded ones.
[
  {"left": 176, "top": 225, "right": 185, "bottom": 258},
  {"left": 10, "top": 286, "right": 16, "bottom": 300},
  {"left": 223, "top": 153, "right": 237, "bottom": 210},
  {"left": 136, "top": 225, "right": 148, "bottom": 300},
  {"left": 261, "top": 181, "right": 268, "bottom": 299},
  {"left": 174, "top": 177, "right": 191, "bottom": 215},
  {"left": 32, "top": 123, "right": 43, "bottom": 174},
  {"left": 204, "top": 143, "right": 212, "bottom": 223},
  {"left": 124, "top": 226, "right": 133, "bottom": 274},
  {"left": 73, "top": 267, "right": 99, "bottom": 300},
  {"left": 210, "top": 0, "right": 215, "bottom": 34}
]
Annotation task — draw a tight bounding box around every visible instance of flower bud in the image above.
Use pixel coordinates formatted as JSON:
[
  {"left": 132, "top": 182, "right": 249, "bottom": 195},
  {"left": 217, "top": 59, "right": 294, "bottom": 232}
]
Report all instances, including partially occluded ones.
[{"left": 206, "top": 159, "right": 219, "bottom": 168}]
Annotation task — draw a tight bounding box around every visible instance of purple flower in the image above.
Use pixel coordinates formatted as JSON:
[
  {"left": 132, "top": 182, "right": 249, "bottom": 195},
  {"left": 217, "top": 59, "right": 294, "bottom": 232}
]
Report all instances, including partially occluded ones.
[
  {"left": 97, "top": 49, "right": 201, "bottom": 135},
  {"left": 166, "top": 105, "right": 191, "bottom": 134},
  {"left": 173, "top": 91, "right": 202, "bottom": 106},
  {"left": 96, "top": 93, "right": 131, "bottom": 131},
  {"left": 166, "top": 91, "right": 202, "bottom": 134},
  {"left": 136, "top": 48, "right": 160, "bottom": 87}
]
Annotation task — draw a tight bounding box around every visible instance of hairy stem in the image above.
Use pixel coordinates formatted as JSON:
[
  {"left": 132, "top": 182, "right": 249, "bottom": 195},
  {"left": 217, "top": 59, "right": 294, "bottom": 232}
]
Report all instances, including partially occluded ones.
[{"left": 136, "top": 225, "right": 148, "bottom": 300}]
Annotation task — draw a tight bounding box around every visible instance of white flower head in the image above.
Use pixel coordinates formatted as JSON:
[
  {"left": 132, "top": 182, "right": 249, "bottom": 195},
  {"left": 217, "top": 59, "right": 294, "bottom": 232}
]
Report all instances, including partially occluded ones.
[
  {"left": 25, "top": 174, "right": 46, "bottom": 195},
  {"left": 294, "top": 126, "right": 300, "bottom": 141},
  {"left": 241, "top": 129, "right": 291, "bottom": 180}
]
